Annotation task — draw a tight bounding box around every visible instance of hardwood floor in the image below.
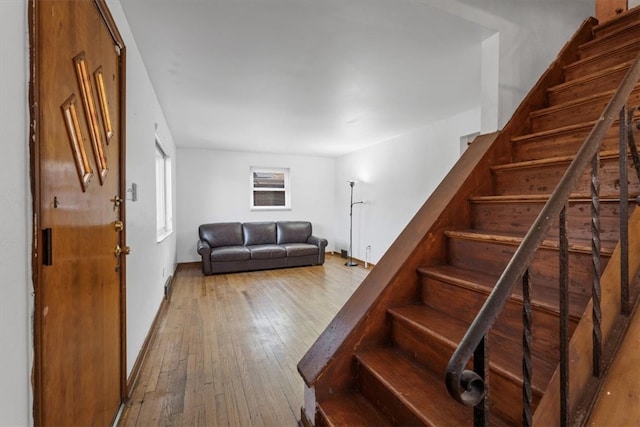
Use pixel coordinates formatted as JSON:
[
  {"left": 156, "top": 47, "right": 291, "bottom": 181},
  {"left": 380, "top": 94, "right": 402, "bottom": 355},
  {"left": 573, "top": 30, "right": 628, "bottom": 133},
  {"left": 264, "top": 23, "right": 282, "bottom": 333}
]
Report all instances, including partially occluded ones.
[{"left": 118, "top": 254, "right": 369, "bottom": 426}]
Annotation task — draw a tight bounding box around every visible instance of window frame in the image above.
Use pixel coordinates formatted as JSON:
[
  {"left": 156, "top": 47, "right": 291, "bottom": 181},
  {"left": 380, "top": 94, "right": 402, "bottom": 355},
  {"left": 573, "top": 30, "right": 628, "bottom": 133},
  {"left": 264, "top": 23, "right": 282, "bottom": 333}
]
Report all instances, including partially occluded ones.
[
  {"left": 250, "top": 166, "right": 291, "bottom": 211},
  {"left": 155, "top": 134, "right": 173, "bottom": 242}
]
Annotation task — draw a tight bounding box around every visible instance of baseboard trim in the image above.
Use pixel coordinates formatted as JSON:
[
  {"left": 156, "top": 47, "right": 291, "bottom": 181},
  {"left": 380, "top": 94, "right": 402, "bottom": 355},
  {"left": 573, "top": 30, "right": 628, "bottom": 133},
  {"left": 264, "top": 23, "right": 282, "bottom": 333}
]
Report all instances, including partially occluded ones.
[
  {"left": 177, "top": 261, "right": 200, "bottom": 271},
  {"left": 125, "top": 271, "right": 175, "bottom": 398},
  {"left": 299, "top": 406, "right": 314, "bottom": 427},
  {"left": 327, "top": 252, "right": 376, "bottom": 269}
]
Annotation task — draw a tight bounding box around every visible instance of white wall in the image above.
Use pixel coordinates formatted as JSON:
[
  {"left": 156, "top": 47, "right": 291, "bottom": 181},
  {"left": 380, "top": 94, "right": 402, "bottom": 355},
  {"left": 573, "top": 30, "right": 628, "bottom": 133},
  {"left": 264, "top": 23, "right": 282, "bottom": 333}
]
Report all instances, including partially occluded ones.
[
  {"left": 426, "top": 0, "right": 593, "bottom": 127},
  {"left": 335, "top": 108, "right": 481, "bottom": 264},
  {"left": 106, "top": 0, "right": 178, "bottom": 376},
  {"left": 492, "top": 1, "right": 594, "bottom": 127},
  {"left": 177, "top": 149, "right": 335, "bottom": 263},
  {"left": 339, "top": 0, "right": 593, "bottom": 263},
  {"left": 0, "top": 1, "right": 31, "bottom": 425}
]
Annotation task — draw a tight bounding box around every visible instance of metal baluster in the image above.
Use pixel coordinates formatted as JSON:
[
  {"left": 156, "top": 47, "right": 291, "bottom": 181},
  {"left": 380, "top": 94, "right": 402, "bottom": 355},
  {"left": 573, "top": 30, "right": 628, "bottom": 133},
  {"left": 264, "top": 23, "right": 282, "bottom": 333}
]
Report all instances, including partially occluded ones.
[
  {"left": 627, "top": 108, "right": 640, "bottom": 182},
  {"left": 522, "top": 269, "right": 532, "bottom": 427},
  {"left": 473, "top": 335, "right": 489, "bottom": 427},
  {"left": 591, "top": 150, "right": 602, "bottom": 377},
  {"left": 620, "top": 107, "right": 630, "bottom": 316},
  {"left": 559, "top": 206, "right": 570, "bottom": 426}
]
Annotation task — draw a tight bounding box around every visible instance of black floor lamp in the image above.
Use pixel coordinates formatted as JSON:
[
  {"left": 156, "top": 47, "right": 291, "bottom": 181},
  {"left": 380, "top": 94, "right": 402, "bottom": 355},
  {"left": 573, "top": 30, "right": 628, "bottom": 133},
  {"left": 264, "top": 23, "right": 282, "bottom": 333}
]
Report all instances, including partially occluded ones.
[{"left": 346, "top": 180, "right": 363, "bottom": 267}]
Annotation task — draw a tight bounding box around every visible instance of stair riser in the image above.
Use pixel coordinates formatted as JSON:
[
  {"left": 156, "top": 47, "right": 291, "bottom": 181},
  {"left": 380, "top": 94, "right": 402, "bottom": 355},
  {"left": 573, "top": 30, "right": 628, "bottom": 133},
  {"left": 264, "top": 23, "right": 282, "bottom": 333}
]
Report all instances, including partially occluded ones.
[
  {"left": 530, "top": 89, "right": 640, "bottom": 133},
  {"left": 447, "top": 238, "right": 608, "bottom": 309},
  {"left": 471, "top": 200, "right": 630, "bottom": 243},
  {"left": 564, "top": 41, "right": 640, "bottom": 80},
  {"left": 489, "top": 373, "right": 541, "bottom": 426},
  {"left": 493, "top": 157, "right": 640, "bottom": 197},
  {"left": 392, "top": 316, "right": 457, "bottom": 376},
  {"left": 356, "top": 363, "right": 425, "bottom": 426},
  {"left": 549, "top": 66, "right": 631, "bottom": 105},
  {"left": 512, "top": 125, "right": 620, "bottom": 162},
  {"left": 391, "top": 316, "right": 541, "bottom": 426},
  {"left": 593, "top": 9, "right": 640, "bottom": 38},
  {"left": 420, "top": 277, "right": 576, "bottom": 362},
  {"left": 579, "top": 24, "right": 640, "bottom": 59}
]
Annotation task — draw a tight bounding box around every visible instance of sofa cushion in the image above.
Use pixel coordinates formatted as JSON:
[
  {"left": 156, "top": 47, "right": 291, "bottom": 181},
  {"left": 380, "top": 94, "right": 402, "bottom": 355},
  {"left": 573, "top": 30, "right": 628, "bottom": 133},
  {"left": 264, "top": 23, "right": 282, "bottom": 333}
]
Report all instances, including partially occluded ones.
[
  {"left": 243, "top": 222, "right": 277, "bottom": 246},
  {"left": 281, "top": 243, "right": 318, "bottom": 257},
  {"left": 210, "top": 246, "right": 251, "bottom": 262},
  {"left": 277, "top": 221, "right": 312, "bottom": 244},
  {"left": 248, "top": 244, "right": 286, "bottom": 260},
  {"left": 200, "top": 222, "right": 244, "bottom": 248}
]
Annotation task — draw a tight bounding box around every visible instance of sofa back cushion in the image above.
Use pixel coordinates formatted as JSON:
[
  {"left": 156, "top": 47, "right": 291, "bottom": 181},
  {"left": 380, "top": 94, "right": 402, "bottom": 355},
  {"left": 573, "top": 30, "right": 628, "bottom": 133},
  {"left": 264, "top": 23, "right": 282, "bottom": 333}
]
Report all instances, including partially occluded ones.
[
  {"left": 199, "top": 222, "right": 244, "bottom": 248},
  {"left": 243, "top": 222, "right": 277, "bottom": 246},
  {"left": 277, "top": 221, "right": 312, "bottom": 244}
]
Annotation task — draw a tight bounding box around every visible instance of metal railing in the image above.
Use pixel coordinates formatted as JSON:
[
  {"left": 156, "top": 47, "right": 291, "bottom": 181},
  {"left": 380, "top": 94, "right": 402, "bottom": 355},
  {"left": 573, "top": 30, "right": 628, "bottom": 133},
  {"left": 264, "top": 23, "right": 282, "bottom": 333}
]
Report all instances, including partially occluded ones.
[{"left": 445, "top": 51, "right": 640, "bottom": 426}]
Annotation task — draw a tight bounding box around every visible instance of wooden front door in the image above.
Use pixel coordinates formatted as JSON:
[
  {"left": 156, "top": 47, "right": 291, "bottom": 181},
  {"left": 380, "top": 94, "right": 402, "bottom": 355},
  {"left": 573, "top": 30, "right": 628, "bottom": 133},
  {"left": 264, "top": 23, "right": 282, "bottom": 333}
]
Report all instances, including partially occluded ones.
[{"left": 31, "top": 0, "right": 126, "bottom": 424}]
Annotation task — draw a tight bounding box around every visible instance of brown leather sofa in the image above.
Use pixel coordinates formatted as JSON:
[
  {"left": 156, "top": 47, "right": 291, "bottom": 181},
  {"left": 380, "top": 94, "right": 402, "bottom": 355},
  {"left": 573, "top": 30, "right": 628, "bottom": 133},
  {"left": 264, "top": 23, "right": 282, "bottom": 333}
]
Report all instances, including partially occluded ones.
[{"left": 197, "top": 221, "right": 327, "bottom": 275}]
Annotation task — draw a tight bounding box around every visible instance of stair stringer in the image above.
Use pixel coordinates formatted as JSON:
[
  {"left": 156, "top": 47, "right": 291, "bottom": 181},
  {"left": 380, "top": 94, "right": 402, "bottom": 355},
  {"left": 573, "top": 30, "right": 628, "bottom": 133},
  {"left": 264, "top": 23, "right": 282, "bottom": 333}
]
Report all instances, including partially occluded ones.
[
  {"left": 297, "top": 17, "right": 598, "bottom": 426},
  {"left": 299, "top": 130, "right": 500, "bottom": 423},
  {"left": 533, "top": 207, "right": 640, "bottom": 426}
]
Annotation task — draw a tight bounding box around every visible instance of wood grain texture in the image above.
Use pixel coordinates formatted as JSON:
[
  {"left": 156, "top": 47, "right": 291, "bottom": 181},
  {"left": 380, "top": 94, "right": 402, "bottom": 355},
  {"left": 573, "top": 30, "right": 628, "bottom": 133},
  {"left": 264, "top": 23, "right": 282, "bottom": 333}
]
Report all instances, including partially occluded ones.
[
  {"left": 587, "top": 289, "right": 640, "bottom": 426},
  {"left": 533, "top": 208, "right": 640, "bottom": 425},
  {"left": 299, "top": 16, "right": 600, "bottom": 424},
  {"left": 118, "top": 255, "right": 368, "bottom": 427},
  {"left": 596, "top": 0, "right": 628, "bottom": 24}
]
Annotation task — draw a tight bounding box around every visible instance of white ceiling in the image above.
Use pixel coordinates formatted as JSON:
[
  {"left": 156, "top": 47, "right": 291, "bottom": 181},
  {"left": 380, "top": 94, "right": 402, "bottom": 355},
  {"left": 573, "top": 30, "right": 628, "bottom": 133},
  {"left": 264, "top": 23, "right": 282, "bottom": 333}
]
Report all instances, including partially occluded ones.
[{"left": 119, "top": 0, "right": 497, "bottom": 157}]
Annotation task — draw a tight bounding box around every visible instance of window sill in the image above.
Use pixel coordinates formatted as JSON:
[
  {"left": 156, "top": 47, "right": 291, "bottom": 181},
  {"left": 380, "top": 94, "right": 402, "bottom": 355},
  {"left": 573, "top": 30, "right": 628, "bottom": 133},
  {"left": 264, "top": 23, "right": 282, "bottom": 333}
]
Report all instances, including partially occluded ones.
[{"left": 250, "top": 207, "right": 292, "bottom": 211}]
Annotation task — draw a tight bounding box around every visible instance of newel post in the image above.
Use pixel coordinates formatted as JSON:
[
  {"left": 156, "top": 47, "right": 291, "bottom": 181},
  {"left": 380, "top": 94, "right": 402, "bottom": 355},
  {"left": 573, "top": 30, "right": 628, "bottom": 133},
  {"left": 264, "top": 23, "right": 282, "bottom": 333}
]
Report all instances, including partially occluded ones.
[{"left": 596, "top": 0, "right": 628, "bottom": 23}]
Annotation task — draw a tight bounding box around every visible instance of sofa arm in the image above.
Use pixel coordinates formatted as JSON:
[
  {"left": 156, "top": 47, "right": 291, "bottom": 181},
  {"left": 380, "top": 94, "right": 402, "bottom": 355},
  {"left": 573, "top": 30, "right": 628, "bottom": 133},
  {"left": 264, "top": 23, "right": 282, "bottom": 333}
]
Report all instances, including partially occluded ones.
[
  {"left": 307, "top": 235, "right": 328, "bottom": 264},
  {"left": 197, "top": 239, "right": 213, "bottom": 275}
]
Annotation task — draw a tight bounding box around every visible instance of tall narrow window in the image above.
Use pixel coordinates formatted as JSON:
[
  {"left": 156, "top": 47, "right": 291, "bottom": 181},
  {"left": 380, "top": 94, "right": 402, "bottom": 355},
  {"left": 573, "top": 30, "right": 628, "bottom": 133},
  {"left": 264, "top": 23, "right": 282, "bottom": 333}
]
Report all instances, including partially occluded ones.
[
  {"left": 250, "top": 167, "right": 290, "bottom": 210},
  {"left": 156, "top": 136, "right": 173, "bottom": 241}
]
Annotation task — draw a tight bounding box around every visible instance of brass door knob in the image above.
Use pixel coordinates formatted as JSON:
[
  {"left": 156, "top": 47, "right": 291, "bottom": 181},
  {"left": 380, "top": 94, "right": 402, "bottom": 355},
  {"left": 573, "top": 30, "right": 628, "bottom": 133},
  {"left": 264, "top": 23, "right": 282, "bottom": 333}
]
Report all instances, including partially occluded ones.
[{"left": 114, "top": 245, "right": 131, "bottom": 257}]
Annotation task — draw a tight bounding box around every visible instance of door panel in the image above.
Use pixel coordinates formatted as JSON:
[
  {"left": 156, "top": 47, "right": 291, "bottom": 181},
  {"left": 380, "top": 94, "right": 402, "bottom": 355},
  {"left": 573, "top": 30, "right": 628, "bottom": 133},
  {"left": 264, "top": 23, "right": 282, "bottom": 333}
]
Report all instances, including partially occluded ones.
[{"left": 33, "top": 0, "right": 125, "bottom": 424}]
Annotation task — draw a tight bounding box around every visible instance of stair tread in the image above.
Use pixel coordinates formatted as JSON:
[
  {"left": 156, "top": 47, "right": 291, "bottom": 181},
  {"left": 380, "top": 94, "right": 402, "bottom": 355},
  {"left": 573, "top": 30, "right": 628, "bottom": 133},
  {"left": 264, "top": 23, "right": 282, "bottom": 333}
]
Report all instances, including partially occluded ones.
[
  {"left": 512, "top": 107, "right": 640, "bottom": 144},
  {"left": 492, "top": 148, "right": 622, "bottom": 171},
  {"left": 593, "top": 7, "right": 640, "bottom": 36},
  {"left": 563, "top": 38, "right": 640, "bottom": 72},
  {"left": 318, "top": 393, "right": 391, "bottom": 427},
  {"left": 511, "top": 119, "right": 612, "bottom": 143},
  {"left": 530, "top": 85, "right": 640, "bottom": 118},
  {"left": 562, "top": 40, "right": 640, "bottom": 74},
  {"left": 416, "top": 264, "right": 583, "bottom": 321},
  {"left": 581, "top": 19, "right": 640, "bottom": 50},
  {"left": 469, "top": 194, "right": 628, "bottom": 203},
  {"left": 355, "top": 347, "right": 473, "bottom": 426},
  {"left": 388, "top": 305, "right": 556, "bottom": 396},
  {"left": 443, "top": 229, "right": 615, "bottom": 255},
  {"left": 547, "top": 60, "right": 633, "bottom": 94}
]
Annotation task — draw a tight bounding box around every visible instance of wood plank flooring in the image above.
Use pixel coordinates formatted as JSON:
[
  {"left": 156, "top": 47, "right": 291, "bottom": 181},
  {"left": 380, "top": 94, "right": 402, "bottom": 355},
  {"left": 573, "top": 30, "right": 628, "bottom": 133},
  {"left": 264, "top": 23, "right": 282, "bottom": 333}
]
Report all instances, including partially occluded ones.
[{"left": 118, "top": 254, "right": 369, "bottom": 426}]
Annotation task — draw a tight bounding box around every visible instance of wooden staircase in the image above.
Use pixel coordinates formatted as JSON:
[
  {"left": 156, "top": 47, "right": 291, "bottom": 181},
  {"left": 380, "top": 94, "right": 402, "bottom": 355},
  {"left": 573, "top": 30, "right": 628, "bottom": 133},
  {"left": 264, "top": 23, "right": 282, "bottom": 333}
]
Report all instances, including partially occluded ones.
[{"left": 300, "top": 8, "right": 640, "bottom": 427}]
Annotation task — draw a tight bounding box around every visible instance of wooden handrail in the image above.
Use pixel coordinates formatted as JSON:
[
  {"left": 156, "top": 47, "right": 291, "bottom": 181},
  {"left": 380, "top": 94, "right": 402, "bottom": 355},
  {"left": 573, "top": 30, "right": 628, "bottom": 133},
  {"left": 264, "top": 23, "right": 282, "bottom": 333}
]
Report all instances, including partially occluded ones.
[{"left": 445, "top": 50, "right": 640, "bottom": 407}]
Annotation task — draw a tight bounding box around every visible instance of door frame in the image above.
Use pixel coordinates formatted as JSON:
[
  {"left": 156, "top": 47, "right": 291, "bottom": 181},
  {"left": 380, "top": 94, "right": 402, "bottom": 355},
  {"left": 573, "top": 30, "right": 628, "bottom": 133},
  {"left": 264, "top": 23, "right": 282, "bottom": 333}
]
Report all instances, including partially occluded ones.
[{"left": 28, "top": 0, "right": 128, "bottom": 423}]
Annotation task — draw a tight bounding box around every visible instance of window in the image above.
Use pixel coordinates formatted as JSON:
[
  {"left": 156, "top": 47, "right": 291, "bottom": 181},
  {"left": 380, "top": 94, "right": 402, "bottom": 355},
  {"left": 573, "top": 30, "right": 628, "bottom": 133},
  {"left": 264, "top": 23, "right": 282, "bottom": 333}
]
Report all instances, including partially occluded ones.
[
  {"left": 155, "top": 136, "right": 173, "bottom": 241},
  {"left": 250, "top": 167, "right": 290, "bottom": 210}
]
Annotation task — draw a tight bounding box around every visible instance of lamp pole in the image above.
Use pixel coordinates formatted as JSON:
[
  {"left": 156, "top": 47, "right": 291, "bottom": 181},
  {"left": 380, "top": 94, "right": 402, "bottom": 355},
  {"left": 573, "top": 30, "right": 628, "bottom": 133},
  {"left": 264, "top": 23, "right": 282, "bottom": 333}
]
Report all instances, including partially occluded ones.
[{"left": 346, "top": 180, "right": 363, "bottom": 267}]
